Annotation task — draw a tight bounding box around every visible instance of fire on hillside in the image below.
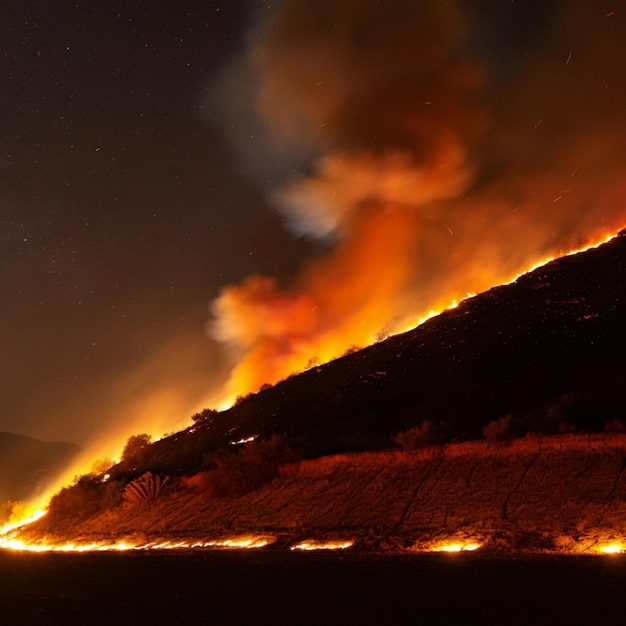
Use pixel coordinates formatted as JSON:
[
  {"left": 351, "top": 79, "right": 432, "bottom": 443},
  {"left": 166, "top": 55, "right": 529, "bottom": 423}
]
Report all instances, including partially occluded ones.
[{"left": 3, "top": 2, "right": 626, "bottom": 552}]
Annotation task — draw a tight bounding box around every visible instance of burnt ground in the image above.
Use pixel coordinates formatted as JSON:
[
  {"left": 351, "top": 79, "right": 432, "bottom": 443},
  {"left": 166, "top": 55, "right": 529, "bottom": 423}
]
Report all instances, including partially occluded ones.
[{"left": 1, "top": 549, "right": 626, "bottom": 626}]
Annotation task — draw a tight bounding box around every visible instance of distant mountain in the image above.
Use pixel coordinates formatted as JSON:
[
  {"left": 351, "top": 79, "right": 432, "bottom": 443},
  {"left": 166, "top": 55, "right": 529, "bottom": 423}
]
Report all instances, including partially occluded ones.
[
  {"left": 0, "top": 432, "right": 80, "bottom": 503},
  {"left": 116, "top": 230, "right": 626, "bottom": 479}
]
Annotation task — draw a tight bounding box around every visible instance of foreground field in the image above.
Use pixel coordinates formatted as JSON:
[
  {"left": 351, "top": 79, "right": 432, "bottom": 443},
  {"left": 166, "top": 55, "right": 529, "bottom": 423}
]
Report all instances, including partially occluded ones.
[
  {"left": 1, "top": 549, "right": 626, "bottom": 625},
  {"left": 21, "top": 433, "right": 626, "bottom": 554}
]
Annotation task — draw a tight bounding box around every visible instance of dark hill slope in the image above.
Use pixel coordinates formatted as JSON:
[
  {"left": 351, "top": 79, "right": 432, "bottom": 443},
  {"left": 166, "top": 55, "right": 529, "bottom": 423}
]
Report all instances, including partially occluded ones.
[
  {"left": 0, "top": 432, "right": 79, "bottom": 502},
  {"left": 138, "top": 231, "right": 626, "bottom": 475}
]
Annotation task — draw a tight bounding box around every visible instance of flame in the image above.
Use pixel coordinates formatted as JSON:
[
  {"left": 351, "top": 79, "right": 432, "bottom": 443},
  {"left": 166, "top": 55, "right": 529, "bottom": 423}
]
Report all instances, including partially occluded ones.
[
  {"left": 413, "top": 533, "right": 484, "bottom": 553},
  {"left": 213, "top": 228, "right": 623, "bottom": 406},
  {"left": 598, "top": 543, "right": 625, "bottom": 555},
  {"left": 209, "top": 0, "right": 626, "bottom": 405},
  {"left": 229, "top": 435, "right": 259, "bottom": 446},
  {"left": 430, "top": 542, "right": 482, "bottom": 553},
  {"left": 0, "top": 507, "right": 47, "bottom": 537},
  {"left": 0, "top": 534, "right": 273, "bottom": 553},
  {"left": 290, "top": 540, "right": 354, "bottom": 551}
]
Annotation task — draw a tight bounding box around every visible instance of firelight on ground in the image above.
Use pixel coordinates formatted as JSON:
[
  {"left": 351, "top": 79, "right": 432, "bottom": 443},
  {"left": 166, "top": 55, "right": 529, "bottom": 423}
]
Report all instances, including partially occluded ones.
[{"left": 290, "top": 540, "right": 354, "bottom": 551}]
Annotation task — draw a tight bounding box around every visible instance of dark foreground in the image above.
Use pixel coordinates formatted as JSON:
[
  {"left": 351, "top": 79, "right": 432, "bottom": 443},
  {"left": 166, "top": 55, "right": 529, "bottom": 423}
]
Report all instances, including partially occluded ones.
[{"left": 1, "top": 549, "right": 625, "bottom": 625}]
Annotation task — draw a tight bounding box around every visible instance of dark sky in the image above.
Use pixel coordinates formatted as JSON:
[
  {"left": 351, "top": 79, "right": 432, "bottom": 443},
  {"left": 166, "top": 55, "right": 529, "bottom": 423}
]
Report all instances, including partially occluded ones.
[
  {"left": 2, "top": 1, "right": 625, "bottom": 451},
  {"left": 1, "top": 0, "right": 311, "bottom": 443}
]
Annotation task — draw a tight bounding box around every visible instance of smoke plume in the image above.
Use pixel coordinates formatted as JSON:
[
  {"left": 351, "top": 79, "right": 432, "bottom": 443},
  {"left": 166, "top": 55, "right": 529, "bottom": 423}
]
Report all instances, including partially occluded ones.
[{"left": 210, "top": 0, "right": 626, "bottom": 399}]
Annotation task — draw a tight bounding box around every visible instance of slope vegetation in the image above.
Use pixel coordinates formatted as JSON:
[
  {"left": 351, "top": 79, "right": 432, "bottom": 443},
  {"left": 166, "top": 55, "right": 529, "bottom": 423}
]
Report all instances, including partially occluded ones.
[{"left": 24, "top": 434, "right": 626, "bottom": 553}]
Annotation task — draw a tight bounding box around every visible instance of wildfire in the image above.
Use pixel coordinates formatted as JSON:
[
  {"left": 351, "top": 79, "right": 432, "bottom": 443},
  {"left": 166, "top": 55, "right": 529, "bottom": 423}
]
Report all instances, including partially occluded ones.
[
  {"left": 0, "top": 507, "right": 47, "bottom": 537},
  {"left": 290, "top": 540, "right": 354, "bottom": 551},
  {"left": 207, "top": 0, "right": 626, "bottom": 408},
  {"left": 430, "top": 542, "right": 482, "bottom": 553},
  {"left": 413, "top": 534, "right": 484, "bottom": 553},
  {"left": 0, "top": 535, "right": 274, "bottom": 553},
  {"left": 229, "top": 435, "right": 259, "bottom": 446},
  {"left": 598, "top": 543, "right": 625, "bottom": 555},
  {"left": 214, "top": 228, "right": 623, "bottom": 408}
]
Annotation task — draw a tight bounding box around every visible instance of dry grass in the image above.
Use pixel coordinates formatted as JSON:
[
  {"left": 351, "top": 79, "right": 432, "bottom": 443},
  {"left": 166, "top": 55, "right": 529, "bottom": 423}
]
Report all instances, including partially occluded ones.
[{"left": 19, "top": 433, "right": 626, "bottom": 552}]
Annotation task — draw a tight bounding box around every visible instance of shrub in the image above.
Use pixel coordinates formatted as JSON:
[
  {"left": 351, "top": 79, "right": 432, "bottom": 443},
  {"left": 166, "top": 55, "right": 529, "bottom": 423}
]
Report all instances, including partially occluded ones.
[
  {"left": 604, "top": 418, "right": 626, "bottom": 433},
  {"left": 544, "top": 393, "right": 581, "bottom": 431},
  {"left": 205, "top": 435, "right": 300, "bottom": 497},
  {"left": 121, "top": 433, "right": 152, "bottom": 469},
  {"left": 90, "top": 458, "right": 114, "bottom": 476},
  {"left": 483, "top": 415, "right": 514, "bottom": 444},
  {"left": 191, "top": 408, "right": 218, "bottom": 424},
  {"left": 395, "top": 420, "right": 450, "bottom": 450},
  {"left": 45, "top": 474, "right": 124, "bottom": 528}
]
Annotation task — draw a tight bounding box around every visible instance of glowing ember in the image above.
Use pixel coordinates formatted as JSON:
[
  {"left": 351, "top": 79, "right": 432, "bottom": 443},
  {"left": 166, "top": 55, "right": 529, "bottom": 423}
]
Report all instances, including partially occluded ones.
[
  {"left": 0, "top": 535, "right": 274, "bottom": 553},
  {"left": 598, "top": 543, "right": 625, "bottom": 555},
  {"left": 290, "top": 540, "right": 354, "bottom": 551},
  {"left": 415, "top": 535, "right": 484, "bottom": 553},
  {"left": 0, "top": 539, "right": 138, "bottom": 553},
  {"left": 201, "top": 536, "right": 272, "bottom": 549},
  {"left": 229, "top": 435, "right": 259, "bottom": 446},
  {"left": 431, "top": 542, "right": 482, "bottom": 553}
]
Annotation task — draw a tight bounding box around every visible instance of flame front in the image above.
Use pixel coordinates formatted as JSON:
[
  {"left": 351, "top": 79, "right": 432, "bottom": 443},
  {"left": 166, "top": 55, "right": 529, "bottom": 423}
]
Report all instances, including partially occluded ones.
[
  {"left": 0, "top": 533, "right": 273, "bottom": 553},
  {"left": 290, "top": 540, "right": 354, "bottom": 551},
  {"left": 598, "top": 543, "right": 625, "bottom": 555},
  {"left": 430, "top": 542, "right": 482, "bottom": 553},
  {"left": 210, "top": 1, "right": 626, "bottom": 403}
]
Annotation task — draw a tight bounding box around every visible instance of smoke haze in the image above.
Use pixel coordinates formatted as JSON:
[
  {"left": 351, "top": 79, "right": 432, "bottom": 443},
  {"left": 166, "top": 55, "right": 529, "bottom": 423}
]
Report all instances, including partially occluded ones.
[{"left": 210, "top": 0, "right": 626, "bottom": 399}]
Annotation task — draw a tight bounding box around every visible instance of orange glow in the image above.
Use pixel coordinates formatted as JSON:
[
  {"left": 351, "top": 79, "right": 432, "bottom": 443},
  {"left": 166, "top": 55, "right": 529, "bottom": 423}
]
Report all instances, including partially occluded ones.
[
  {"left": 290, "top": 540, "right": 354, "bottom": 551},
  {"left": 4, "top": 381, "right": 216, "bottom": 532},
  {"left": 597, "top": 543, "right": 625, "bottom": 555},
  {"left": 229, "top": 435, "right": 259, "bottom": 446},
  {"left": 413, "top": 534, "right": 484, "bottom": 553},
  {"left": 430, "top": 542, "right": 481, "bottom": 553},
  {"left": 0, "top": 534, "right": 274, "bottom": 553},
  {"left": 0, "top": 507, "right": 47, "bottom": 537},
  {"left": 213, "top": 225, "right": 624, "bottom": 407}
]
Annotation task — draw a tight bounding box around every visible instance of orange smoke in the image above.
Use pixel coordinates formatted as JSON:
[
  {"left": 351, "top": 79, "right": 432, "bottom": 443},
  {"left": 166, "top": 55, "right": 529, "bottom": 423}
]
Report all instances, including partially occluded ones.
[
  {"left": 213, "top": 203, "right": 423, "bottom": 395},
  {"left": 210, "top": 1, "right": 626, "bottom": 401}
]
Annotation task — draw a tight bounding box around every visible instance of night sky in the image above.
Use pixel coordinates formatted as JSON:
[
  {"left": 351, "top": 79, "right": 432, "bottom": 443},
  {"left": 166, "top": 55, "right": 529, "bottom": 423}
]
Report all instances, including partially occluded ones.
[
  {"left": 1, "top": 0, "right": 309, "bottom": 443},
  {"left": 2, "top": 1, "right": 625, "bottom": 449}
]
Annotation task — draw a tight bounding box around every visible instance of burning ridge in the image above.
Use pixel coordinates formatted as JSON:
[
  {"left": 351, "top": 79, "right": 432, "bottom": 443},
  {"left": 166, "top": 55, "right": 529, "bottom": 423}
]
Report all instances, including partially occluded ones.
[{"left": 208, "top": 0, "right": 626, "bottom": 403}]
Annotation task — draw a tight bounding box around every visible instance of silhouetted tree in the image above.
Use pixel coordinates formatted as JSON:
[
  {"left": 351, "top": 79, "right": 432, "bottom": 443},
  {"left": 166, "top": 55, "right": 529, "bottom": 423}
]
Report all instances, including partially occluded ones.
[
  {"left": 483, "top": 415, "right": 514, "bottom": 444},
  {"left": 121, "top": 433, "right": 152, "bottom": 469},
  {"left": 395, "top": 420, "right": 450, "bottom": 450},
  {"left": 191, "top": 408, "right": 218, "bottom": 424}
]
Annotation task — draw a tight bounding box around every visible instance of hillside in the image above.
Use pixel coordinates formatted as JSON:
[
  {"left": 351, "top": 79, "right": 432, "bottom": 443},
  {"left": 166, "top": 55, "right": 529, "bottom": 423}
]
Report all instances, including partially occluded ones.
[
  {"left": 10, "top": 231, "right": 626, "bottom": 551},
  {"left": 119, "top": 230, "right": 626, "bottom": 478},
  {"left": 21, "top": 434, "right": 626, "bottom": 554},
  {"left": 0, "top": 432, "right": 79, "bottom": 504}
]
